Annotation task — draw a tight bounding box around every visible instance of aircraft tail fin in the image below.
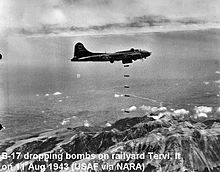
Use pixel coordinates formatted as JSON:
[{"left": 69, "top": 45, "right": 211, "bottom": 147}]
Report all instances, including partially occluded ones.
[{"left": 73, "top": 42, "right": 93, "bottom": 59}]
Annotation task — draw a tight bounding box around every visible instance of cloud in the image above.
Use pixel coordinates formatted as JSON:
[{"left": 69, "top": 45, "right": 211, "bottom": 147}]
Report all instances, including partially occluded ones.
[
  {"left": 53, "top": 92, "right": 62, "bottom": 95},
  {"left": 158, "top": 107, "right": 167, "bottom": 112},
  {"left": 149, "top": 109, "right": 189, "bottom": 120},
  {"left": 216, "top": 71, "right": 220, "bottom": 74},
  {"left": 150, "top": 113, "right": 165, "bottom": 120},
  {"left": 122, "top": 105, "right": 137, "bottom": 113},
  {"left": 194, "top": 113, "right": 208, "bottom": 118},
  {"left": 77, "top": 74, "right": 81, "bottom": 78},
  {"left": 140, "top": 105, "right": 190, "bottom": 120},
  {"left": 139, "top": 105, "right": 215, "bottom": 120},
  {"left": 174, "top": 109, "right": 189, "bottom": 116},
  {"left": 0, "top": 0, "right": 65, "bottom": 35},
  {"left": 1, "top": 0, "right": 220, "bottom": 36},
  {"left": 128, "top": 106, "right": 137, "bottom": 112},
  {"left": 17, "top": 16, "right": 216, "bottom": 36},
  {"left": 105, "top": 122, "right": 112, "bottom": 127},
  {"left": 176, "top": 18, "right": 205, "bottom": 25},
  {"left": 216, "top": 107, "right": 220, "bottom": 113},
  {"left": 140, "top": 105, "right": 167, "bottom": 113},
  {"left": 61, "top": 118, "right": 70, "bottom": 125},
  {"left": 83, "top": 120, "right": 91, "bottom": 127},
  {"left": 193, "top": 106, "right": 213, "bottom": 119},
  {"left": 194, "top": 106, "right": 212, "bottom": 114},
  {"left": 127, "top": 15, "right": 170, "bottom": 27},
  {"left": 114, "top": 94, "right": 124, "bottom": 98},
  {"left": 203, "top": 81, "right": 209, "bottom": 85}
]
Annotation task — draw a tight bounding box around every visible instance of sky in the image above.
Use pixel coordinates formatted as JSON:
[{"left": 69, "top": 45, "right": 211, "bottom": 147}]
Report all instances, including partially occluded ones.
[{"left": 0, "top": 0, "right": 220, "bottom": 36}]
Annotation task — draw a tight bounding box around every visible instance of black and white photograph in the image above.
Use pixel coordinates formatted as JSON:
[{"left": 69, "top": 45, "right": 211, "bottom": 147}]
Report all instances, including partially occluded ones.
[{"left": 0, "top": 0, "right": 220, "bottom": 171}]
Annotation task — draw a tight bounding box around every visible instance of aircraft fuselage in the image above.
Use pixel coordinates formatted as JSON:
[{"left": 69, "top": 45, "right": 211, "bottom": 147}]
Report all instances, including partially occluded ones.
[{"left": 71, "top": 42, "right": 151, "bottom": 64}]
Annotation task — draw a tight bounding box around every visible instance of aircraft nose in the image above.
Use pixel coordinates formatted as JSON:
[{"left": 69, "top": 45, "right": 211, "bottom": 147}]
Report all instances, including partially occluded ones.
[{"left": 142, "top": 51, "right": 151, "bottom": 58}]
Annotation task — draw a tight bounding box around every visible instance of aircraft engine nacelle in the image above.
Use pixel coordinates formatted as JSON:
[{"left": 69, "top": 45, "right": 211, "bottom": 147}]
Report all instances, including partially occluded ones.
[
  {"left": 110, "top": 57, "right": 114, "bottom": 63},
  {"left": 122, "top": 56, "right": 133, "bottom": 64},
  {"left": 101, "top": 54, "right": 110, "bottom": 60},
  {"left": 122, "top": 59, "right": 132, "bottom": 64},
  {"left": 122, "top": 55, "right": 133, "bottom": 64},
  {"left": 101, "top": 55, "right": 114, "bottom": 63},
  {"left": 132, "top": 54, "right": 141, "bottom": 61},
  {"left": 101, "top": 54, "right": 115, "bottom": 63}
]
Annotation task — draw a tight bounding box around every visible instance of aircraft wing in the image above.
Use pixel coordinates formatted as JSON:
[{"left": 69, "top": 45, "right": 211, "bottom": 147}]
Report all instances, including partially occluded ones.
[
  {"left": 78, "top": 56, "right": 95, "bottom": 60},
  {"left": 76, "top": 54, "right": 111, "bottom": 62}
]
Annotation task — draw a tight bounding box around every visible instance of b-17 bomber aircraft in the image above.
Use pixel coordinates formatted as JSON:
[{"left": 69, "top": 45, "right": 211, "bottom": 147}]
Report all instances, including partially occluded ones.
[{"left": 71, "top": 42, "right": 151, "bottom": 64}]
